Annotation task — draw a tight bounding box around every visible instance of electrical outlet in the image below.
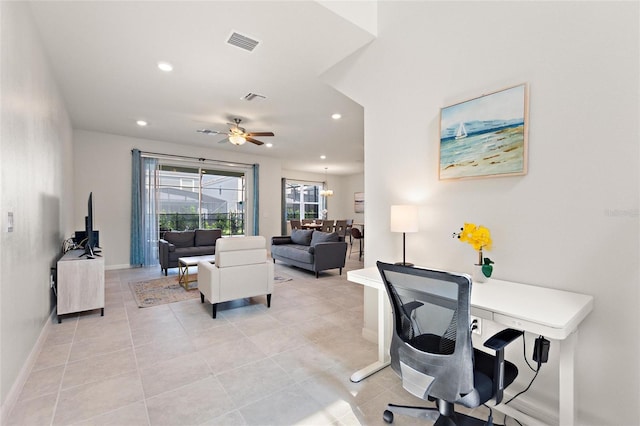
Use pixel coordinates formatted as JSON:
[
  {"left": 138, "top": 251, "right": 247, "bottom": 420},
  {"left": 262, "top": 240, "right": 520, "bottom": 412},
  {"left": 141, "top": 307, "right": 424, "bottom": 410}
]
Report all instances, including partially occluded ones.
[{"left": 471, "top": 316, "right": 482, "bottom": 335}]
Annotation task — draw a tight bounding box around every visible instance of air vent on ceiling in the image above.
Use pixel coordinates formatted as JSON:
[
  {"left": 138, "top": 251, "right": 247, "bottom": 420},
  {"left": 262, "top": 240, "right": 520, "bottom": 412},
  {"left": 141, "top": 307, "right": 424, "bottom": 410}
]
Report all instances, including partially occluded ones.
[
  {"left": 227, "top": 32, "right": 260, "bottom": 52},
  {"left": 242, "top": 93, "right": 266, "bottom": 101}
]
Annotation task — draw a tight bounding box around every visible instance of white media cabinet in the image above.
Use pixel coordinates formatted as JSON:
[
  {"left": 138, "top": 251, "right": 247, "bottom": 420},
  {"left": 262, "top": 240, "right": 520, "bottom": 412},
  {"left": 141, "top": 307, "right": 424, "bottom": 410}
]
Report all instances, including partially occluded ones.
[{"left": 56, "top": 249, "right": 105, "bottom": 323}]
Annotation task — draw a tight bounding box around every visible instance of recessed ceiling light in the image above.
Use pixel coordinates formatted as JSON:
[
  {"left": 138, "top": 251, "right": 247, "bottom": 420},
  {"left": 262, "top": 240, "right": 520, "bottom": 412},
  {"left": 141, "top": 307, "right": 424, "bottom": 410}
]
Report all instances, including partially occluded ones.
[
  {"left": 157, "top": 61, "right": 173, "bottom": 72},
  {"left": 265, "top": 143, "right": 273, "bottom": 148},
  {"left": 136, "top": 120, "right": 148, "bottom": 127},
  {"left": 320, "top": 155, "right": 326, "bottom": 160},
  {"left": 331, "top": 113, "right": 342, "bottom": 120}
]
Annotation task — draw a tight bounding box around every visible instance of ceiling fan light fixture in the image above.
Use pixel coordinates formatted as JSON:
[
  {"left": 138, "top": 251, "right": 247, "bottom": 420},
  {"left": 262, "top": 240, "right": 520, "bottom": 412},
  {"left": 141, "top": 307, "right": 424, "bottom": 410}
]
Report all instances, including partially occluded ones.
[{"left": 229, "top": 134, "right": 246, "bottom": 145}]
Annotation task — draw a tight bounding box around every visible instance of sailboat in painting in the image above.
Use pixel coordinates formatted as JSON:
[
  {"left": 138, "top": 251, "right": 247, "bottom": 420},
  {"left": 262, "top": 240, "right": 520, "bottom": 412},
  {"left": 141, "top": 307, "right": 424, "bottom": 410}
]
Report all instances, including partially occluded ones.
[{"left": 455, "top": 122, "right": 468, "bottom": 140}]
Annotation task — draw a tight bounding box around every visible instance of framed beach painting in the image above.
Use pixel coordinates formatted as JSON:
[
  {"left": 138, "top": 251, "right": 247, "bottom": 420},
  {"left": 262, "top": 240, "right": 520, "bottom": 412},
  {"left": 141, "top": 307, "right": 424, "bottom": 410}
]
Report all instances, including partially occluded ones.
[
  {"left": 354, "top": 192, "right": 364, "bottom": 213},
  {"left": 439, "top": 83, "right": 529, "bottom": 180}
]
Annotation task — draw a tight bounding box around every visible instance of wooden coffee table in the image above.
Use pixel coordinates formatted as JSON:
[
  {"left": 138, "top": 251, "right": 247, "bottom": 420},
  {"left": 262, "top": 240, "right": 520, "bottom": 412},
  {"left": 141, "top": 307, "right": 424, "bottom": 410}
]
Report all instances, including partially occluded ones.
[{"left": 177, "top": 255, "right": 215, "bottom": 290}]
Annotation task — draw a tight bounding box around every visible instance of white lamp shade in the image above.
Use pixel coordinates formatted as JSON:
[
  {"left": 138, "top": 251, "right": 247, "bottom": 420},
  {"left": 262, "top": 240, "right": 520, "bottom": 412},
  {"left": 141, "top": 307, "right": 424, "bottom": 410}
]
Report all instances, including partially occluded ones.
[{"left": 390, "top": 205, "right": 419, "bottom": 233}]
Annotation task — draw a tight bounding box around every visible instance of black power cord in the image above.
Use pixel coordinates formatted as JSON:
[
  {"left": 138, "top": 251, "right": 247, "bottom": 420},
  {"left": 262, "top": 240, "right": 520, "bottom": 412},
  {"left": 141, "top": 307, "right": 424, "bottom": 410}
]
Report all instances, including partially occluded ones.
[{"left": 504, "top": 335, "right": 548, "bottom": 405}]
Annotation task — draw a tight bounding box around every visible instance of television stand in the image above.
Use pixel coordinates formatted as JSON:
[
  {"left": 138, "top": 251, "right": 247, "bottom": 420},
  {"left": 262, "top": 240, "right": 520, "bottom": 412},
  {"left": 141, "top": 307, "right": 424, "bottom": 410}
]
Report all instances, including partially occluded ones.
[{"left": 57, "top": 249, "right": 105, "bottom": 323}]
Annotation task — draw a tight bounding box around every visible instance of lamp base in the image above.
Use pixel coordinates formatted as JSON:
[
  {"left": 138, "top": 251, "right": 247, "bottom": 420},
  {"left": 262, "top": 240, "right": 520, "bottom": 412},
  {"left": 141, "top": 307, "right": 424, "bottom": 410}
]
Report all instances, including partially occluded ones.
[{"left": 394, "top": 261, "right": 414, "bottom": 267}]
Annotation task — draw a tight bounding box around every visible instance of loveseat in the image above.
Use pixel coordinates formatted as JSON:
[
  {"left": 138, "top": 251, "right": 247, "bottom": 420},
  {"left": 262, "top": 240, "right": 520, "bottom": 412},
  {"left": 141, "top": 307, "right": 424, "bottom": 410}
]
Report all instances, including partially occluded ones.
[
  {"left": 270, "top": 229, "right": 348, "bottom": 278},
  {"left": 159, "top": 229, "right": 222, "bottom": 275}
]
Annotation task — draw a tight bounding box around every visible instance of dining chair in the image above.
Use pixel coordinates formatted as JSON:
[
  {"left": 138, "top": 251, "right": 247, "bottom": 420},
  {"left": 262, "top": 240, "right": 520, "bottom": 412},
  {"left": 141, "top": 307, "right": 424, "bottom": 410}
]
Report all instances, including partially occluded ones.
[
  {"left": 345, "top": 219, "right": 354, "bottom": 244},
  {"left": 349, "top": 227, "right": 364, "bottom": 261},
  {"left": 334, "top": 220, "right": 348, "bottom": 241},
  {"left": 289, "top": 220, "right": 301, "bottom": 232},
  {"left": 321, "top": 220, "right": 334, "bottom": 233}
]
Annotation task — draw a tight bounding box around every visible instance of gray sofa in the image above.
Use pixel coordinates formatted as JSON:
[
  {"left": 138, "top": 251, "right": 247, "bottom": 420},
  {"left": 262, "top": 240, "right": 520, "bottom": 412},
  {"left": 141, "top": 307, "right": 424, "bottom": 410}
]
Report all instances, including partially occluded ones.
[
  {"left": 271, "top": 229, "right": 348, "bottom": 278},
  {"left": 159, "top": 229, "right": 222, "bottom": 275}
]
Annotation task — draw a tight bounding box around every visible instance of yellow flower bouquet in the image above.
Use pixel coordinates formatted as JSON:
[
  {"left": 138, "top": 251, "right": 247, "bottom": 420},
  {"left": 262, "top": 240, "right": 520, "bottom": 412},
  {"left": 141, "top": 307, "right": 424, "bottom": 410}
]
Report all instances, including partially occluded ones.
[{"left": 453, "top": 223, "right": 494, "bottom": 278}]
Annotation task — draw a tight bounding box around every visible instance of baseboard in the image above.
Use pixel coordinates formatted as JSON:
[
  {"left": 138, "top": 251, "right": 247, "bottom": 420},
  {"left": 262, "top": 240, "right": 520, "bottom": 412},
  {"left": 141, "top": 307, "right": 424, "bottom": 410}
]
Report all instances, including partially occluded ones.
[
  {"left": 0, "top": 309, "right": 55, "bottom": 425},
  {"left": 361, "top": 327, "right": 377, "bottom": 344},
  {"left": 105, "top": 263, "right": 131, "bottom": 271}
]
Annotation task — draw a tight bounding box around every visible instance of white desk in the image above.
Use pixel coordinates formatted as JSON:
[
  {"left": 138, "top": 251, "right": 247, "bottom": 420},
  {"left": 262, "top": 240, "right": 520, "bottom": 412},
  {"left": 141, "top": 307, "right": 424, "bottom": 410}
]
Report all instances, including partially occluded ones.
[{"left": 347, "top": 267, "right": 594, "bottom": 426}]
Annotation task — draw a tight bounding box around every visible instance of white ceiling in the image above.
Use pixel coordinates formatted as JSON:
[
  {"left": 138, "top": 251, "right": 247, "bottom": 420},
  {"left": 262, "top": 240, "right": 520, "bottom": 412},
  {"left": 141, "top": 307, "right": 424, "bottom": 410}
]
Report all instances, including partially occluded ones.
[{"left": 27, "top": 1, "right": 374, "bottom": 175}]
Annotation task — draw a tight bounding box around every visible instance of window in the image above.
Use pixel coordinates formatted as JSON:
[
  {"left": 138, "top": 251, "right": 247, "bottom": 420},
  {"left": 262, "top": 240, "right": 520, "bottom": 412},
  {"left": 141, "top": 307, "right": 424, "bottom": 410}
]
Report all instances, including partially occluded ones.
[
  {"left": 285, "top": 180, "right": 325, "bottom": 221},
  {"left": 157, "top": 165, "right": 246, "bottom": 236}
]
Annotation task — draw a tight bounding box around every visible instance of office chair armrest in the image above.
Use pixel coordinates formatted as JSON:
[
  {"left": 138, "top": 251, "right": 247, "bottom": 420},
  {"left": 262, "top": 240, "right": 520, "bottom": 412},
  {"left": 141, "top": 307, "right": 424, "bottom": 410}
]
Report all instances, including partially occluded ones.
[
  {"left": 483, "top": 328, "right": 523, "bottom": 404},
  {"left": 483, "top": 328, "right": 523, "bottom": 351}
]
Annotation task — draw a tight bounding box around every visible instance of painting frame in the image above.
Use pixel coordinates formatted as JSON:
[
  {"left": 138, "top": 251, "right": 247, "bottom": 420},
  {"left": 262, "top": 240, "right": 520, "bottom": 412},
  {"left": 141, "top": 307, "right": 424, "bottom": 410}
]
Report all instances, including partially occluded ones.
[
  {"left": 354, "top": 192, "right": 364, "bottom": 213},
  {"left": 439, "top": 83, "right": 529, "bottom": 180}
]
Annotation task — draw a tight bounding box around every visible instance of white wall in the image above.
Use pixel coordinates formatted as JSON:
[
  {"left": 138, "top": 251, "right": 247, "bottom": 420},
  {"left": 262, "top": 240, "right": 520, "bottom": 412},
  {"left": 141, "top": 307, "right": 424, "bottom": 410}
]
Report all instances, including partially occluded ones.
[
  {"left": 324, "top": 2, "right": 639, "bottom": 425},
  {"left": 0, "top": 1, "right": 74, "bottom": 410},
  {"left": 73, "top": 130, "right": 287, "bottom": 269}
]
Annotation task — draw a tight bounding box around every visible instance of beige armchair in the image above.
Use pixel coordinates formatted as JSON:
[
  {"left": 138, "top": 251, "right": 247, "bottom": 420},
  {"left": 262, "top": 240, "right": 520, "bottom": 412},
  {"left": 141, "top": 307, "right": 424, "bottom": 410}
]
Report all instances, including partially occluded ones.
[{"left": 197, "top": 236, "right": 274, "bottom": 318}]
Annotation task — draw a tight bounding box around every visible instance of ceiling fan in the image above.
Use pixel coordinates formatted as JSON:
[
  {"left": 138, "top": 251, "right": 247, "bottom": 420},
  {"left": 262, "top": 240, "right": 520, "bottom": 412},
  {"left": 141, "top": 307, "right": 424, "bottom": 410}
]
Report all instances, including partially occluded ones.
[{"left": 196, "top": 118, "right": 274, "bottom": 146}]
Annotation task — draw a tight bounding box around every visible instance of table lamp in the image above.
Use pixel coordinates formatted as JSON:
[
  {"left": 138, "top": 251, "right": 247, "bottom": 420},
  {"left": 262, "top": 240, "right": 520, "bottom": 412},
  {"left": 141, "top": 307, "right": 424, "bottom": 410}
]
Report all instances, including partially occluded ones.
[{"left": 390, "top": 205, "right": 419, "bottom": 267}]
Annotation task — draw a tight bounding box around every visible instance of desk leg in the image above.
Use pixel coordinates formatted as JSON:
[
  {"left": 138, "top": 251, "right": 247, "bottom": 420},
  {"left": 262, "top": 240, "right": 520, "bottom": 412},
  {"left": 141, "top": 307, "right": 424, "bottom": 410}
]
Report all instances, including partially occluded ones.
[
  {"left": 559, "top": 331, "right": 577, "bottom": 426},
  {"left": 351, "top": 286, "right": 391, "bottom": 382}
]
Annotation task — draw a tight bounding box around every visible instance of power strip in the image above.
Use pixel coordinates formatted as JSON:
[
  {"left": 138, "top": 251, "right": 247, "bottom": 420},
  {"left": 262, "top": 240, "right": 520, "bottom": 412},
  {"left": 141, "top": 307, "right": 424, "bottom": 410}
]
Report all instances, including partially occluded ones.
[{"left": 533, "top": 336, "right": 550, "bottom": 363}]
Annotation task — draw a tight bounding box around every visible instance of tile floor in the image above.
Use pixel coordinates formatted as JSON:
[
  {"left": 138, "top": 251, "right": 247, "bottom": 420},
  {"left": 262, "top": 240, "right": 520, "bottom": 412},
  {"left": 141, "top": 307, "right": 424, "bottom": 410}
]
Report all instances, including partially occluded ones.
[{"left": 7, "top": 256, "right": 490, "bottom": 426}]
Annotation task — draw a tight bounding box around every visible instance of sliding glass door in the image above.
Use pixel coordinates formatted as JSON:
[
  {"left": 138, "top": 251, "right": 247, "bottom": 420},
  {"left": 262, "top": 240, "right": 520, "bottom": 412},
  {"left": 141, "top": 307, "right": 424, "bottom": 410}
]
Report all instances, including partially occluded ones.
[{"left": 157, "top": 165, "right": 246, "bottom": 236}]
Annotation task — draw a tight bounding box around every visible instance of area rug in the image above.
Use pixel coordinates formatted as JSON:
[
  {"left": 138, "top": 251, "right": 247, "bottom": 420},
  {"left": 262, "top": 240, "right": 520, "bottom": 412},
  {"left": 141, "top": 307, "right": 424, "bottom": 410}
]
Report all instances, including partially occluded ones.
[
  {"left": 129, "top": 276, "right": 199, "bottom": 308},
  {"left": 130, "top": 275, "right": 293, "bottom": 308}
]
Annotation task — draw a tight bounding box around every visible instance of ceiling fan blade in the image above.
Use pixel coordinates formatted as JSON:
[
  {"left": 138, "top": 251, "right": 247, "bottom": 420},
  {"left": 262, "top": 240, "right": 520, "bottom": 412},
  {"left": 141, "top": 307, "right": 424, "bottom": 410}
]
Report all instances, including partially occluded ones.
[
  {"left": 246, "top": 132, "right": 274, "bottom": 137},
  {"left": 196, "top": 129, "right": 221, "bottom": 135},
  {"left": 218, "top": 138, "right": 229, "bottom": 144},
  {"left": 245, "top": 137, "right": 265, "bottom": 146}
]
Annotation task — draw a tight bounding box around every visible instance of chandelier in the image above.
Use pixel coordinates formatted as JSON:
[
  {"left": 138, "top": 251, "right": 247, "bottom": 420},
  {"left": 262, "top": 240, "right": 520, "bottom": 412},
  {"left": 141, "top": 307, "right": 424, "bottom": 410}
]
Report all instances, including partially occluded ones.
[{"left": 320, "top": 167, "right": 334, "bottom": 197}]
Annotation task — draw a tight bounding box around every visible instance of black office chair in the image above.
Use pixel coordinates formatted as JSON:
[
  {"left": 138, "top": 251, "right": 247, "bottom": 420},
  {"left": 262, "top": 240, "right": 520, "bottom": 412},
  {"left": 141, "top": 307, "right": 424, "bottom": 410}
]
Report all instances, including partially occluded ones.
[{"left": 376, "top": 261, "right": 523, "bottom": 426}]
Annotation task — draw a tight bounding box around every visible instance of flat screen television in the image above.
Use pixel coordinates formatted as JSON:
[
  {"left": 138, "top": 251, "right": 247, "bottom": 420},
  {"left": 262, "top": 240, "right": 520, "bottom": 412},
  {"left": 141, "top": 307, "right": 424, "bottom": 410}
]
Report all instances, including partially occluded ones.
[{"left": 81, "top": 192, "right": 101, "bottom": 258}]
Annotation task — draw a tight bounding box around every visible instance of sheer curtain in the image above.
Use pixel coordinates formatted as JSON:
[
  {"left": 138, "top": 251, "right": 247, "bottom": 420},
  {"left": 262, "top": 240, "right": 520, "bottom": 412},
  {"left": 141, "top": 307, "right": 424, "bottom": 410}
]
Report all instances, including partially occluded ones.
[
  {"left": 131, "top": 149, "right": 159, "bottom": 267},
  {"left": 142, "top": 157, "right": 159, "bottom": 266}
]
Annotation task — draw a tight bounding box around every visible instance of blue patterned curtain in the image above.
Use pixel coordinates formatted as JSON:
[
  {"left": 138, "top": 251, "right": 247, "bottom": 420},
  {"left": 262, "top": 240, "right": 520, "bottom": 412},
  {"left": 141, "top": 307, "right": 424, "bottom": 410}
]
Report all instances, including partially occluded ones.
[
  {"left": 131, "top": 149, "right": 159, "bottom": 266},
  {"left": 130, "top": 149, "right": 143, "bottom": 265},
  {"left": 252, "top": 164, "right": 259, "bottom": 235}
]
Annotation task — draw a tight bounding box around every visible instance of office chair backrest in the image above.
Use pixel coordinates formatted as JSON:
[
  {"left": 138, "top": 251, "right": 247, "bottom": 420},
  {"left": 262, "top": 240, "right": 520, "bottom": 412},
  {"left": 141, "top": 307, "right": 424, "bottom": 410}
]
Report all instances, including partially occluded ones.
[{"left": 376, "top": 261, "right": 475, "bottom": 404}]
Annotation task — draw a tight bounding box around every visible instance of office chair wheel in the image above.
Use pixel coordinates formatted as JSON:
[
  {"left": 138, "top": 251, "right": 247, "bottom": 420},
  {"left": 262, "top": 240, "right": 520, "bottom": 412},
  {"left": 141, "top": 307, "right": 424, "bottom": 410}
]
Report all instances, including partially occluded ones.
[{"left": 383, "top": 410, "right": 394, "bottom": 423}]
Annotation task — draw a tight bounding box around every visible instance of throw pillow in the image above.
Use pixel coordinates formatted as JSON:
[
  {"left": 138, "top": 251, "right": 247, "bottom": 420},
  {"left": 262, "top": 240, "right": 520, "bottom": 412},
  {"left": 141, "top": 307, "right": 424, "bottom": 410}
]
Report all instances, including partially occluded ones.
[
  {"left": 291, "top": 229, "right": 313, "bottom": 246},
  {"left": 310, "top": 231, "right": 339, "bottom": 246}
]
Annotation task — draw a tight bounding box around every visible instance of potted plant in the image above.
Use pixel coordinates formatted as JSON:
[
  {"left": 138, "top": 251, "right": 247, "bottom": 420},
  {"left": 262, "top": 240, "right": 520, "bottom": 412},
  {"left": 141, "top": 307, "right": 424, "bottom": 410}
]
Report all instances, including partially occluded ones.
[{"left": 453, "top": 223, "right": 494, "bottom": 282}]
